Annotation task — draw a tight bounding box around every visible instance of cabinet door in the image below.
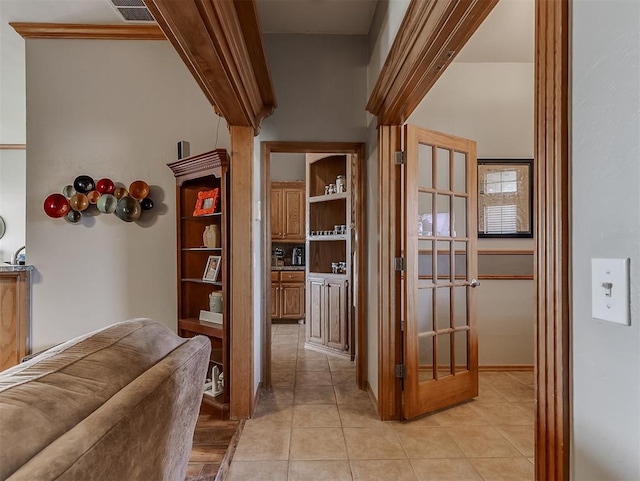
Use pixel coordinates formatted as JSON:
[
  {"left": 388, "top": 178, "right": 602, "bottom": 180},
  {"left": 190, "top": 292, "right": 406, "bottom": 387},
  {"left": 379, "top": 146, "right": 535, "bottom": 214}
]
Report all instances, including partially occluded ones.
[
  {"left": 281, "top": 283, "right": 305, "bottom": 319},
  {"left": 306, "top": 277, "right": 324, "bottom": 345},
  {"left": 271, "top": 283, "right": 280, "bottom": 318},
  {"left": 282, "top": 188, "right": 305, "bottom": 240},
  {"left": 325, "top": 278, "right": 348, "bottom": 352},
  {"left": 271, "top": 187, "right": 283, "bottom": 239}
]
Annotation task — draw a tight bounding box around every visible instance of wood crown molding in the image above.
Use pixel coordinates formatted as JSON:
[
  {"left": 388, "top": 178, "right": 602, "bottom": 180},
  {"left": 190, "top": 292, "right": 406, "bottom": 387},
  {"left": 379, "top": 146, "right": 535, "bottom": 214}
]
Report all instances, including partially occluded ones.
[
  {"left": 10, "top": 23, "right": 165, "bottom": 40},
  {"left": 143, "top": 0, "right": 276, "bottom": 134},
  {"left": 535, "top": 0, "right": 570, "bottom": 479},
  {"left": 367, "top": 0, "right": 498, "bottom": 125}
]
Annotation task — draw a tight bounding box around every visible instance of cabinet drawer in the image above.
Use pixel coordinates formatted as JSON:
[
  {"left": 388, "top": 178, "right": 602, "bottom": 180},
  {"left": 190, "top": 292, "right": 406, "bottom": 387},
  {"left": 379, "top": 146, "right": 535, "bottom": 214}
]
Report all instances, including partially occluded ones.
[
  {"left": 271, "top": 271, "right": 280, "bottom": 282},
  {"left": 279, "top": 271, "right": 305, "bottom": 283}
]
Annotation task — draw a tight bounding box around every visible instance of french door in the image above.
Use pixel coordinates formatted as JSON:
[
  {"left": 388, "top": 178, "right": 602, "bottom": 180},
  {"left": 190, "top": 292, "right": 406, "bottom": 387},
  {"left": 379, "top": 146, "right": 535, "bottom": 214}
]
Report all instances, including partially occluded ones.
[{"left": 402, "top": 125, "right": 479, "bottom": 420}]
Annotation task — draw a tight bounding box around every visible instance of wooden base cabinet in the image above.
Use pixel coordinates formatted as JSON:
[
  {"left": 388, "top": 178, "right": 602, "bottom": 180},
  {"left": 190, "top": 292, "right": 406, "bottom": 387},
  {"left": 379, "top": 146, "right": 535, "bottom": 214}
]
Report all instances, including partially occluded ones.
[
  {"left": 305, "top": 275, "right": 350, "bottom": 358},
  {"left": 271, "top": 270, "right": 305, "bottom": 320},
  {"left": 305, "top": 152, "right": 354, "bottom": 359},
  {"left": 0, "top": 267, "right": 31, "bottom": 370}
]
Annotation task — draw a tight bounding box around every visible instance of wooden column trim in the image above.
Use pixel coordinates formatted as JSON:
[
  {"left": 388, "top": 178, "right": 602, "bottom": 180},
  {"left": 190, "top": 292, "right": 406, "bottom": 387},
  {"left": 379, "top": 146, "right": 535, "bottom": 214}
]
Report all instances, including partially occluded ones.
[
  {"left": 377, "top": 125, "right": 402, "bottom": 420},
  {"left": 366, "top": 0, "right": 498, "bottom": 124},
  {"left": 10, "top": 23, "right": 165, "bottom": 40},
  {"left": 229, "top": 125, "right": 254, "bottom": 419},
  {"left": 535, "top": 0, "right": 570, "bottom": 479},
  {"left": 143, "top": 0, "right": 276, "bottom": 133}
]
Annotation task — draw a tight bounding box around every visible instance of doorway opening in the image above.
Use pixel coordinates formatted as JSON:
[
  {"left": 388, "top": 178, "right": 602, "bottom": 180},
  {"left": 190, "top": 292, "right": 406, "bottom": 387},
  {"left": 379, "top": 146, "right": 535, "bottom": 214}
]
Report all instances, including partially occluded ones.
[{"left": 260, "top": 141, "right": 367, "bottom": 393}]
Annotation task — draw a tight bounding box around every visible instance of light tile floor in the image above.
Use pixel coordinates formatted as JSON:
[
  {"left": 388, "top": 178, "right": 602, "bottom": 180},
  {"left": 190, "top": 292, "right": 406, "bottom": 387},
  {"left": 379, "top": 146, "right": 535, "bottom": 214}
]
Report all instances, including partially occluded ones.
[{"left": 227, "top": 324, "right": 534, "bottom": 481}]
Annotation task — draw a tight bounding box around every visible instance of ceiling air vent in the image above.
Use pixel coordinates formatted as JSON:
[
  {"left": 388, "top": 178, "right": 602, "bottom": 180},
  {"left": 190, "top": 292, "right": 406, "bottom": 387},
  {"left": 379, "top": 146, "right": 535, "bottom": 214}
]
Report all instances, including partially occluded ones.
[{"left": 108, "top": 0, "right": 155, "bottom": 22}]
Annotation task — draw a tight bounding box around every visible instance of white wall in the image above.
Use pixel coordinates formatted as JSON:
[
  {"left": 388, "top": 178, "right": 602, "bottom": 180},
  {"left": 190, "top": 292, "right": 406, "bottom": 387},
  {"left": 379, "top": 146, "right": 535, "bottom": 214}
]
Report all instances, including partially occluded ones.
[
  {"left": 25, "top": 39, "right": 229, "bottom": 351},
  {"left": 270, "top": 153, "right": 305, "bottom": 181},
  {"left": 572, "top": 2, "right": 640, "bottom": 479},
  {"left": 0, "top": 150, "right": 26, "bottom": 262},
  {"left": 367, "top": 0, "right": 411, "bottom": 96},
  {"left": 0, "top": 8, "right": 26, "bottom": 144},
  {"left": 0, "top": 5, "right": 27, "bottom": 264},
  {"left": 261, "top": 34, "right": 369, "bottom": 143},
  {"left": 408, "top": 61, "right": 535, "bottom": 366},
  {"left": 409, "top": 63, "right": 534, "bottom": 158}
]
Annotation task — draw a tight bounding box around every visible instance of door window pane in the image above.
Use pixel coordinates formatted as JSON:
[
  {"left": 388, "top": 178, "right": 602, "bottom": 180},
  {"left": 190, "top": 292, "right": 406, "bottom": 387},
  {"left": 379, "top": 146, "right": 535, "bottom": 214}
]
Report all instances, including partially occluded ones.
[
  {"left": 453, "top": 151, "right": 467, "bottom": 193},
  {"left": 418, "top": 334, "right": 434, "bottom": 382},
  {"left": 425, "top": 195, "right": 450, "bottom": 237},
  {"left": 436, "top": 287, "right": 451, "bottom": 331},
  {"left": 454, "top": 330, "right": 468, "bottom": 372},
  {"left": 417, "top": 287, "right": 434, "bottom": 334},
  {"left": 418, "top": 240, "right": 433, "bottom": 279},
  {"left": 437, "top": 333, "right": 452, "bottom": 378},
  {"left": 436, "top": 240, "right": 451, "bottom": 282},
  {"left": 436, "top": 148, "right": 451, "bottom": 191},
  {"left": 453, "top": 286, "right": 468, "bottom": 328},
  {"left": 418, "top": 193, "right": 433, "bottom": 236},
  {"left": 454, "top": 241, "right": 467, "bottom": 279},
  {"left": 453, "top": 196, "right": 467, "bottom": 238},
  {"left": 418, "top": 143, "right": 434, "bottom": 189}
]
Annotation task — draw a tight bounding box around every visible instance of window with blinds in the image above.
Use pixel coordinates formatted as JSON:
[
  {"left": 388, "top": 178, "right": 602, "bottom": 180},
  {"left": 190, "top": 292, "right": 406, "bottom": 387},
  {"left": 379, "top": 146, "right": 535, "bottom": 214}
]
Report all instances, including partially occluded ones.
[{"left": 477, "top": 160, "right": 533, "bottom": 238}]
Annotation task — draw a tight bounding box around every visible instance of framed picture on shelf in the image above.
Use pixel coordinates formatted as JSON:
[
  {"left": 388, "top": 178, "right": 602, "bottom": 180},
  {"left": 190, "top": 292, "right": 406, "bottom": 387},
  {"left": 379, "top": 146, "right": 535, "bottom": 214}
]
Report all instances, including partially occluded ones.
[
  {"left": 193, "top": 188, "right": 219, "bottom": 216},
  {"left": 477, "top": 159, "right": 533, "bottom": 238},
  {"left": 202, "top": 255, "right": 221, "bottom": 283}
]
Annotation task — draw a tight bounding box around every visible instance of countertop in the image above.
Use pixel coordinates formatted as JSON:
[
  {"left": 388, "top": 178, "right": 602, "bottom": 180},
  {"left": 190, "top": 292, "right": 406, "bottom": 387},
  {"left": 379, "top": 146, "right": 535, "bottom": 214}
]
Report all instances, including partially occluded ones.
[
  {"left": 0, "top": 264, "right": 34, "bottom": 272},
  {"left": 271, "top": 265, "right": 305, "bottom": 271}
]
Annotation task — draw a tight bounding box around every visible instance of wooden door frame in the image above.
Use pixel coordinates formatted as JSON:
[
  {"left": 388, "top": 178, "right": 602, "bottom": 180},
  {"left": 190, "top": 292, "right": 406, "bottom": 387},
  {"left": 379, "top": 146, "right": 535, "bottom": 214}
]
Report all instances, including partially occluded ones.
[
  {"left": 261, "top": 141, "right": 367, "bottom": 391},
  {"left": 367, "top": 0, "right": 570, "bottom": 479}
]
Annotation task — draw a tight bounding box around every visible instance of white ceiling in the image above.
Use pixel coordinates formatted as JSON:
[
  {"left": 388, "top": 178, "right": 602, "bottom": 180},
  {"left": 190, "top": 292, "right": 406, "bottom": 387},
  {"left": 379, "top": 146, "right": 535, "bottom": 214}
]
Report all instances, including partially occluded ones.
[
  {"left": 0, "top": 0, "right": 533, "bottom": 61},
  {"left": 455, "top": 0, "right": 534, "bottom": 63}
]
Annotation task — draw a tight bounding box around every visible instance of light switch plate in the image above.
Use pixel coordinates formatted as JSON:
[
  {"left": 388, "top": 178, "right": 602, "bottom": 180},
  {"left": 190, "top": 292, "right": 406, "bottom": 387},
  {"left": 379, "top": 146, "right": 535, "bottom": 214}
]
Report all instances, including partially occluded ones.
[{"left": 591, "top": 258, "right": 630, "bottom": 325}]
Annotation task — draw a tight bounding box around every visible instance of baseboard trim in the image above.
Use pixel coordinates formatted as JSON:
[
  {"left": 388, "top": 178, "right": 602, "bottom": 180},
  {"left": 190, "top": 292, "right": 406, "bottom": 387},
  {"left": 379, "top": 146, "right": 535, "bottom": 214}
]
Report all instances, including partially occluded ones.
[
  {"left": 366, "top": 381, "right": 381, "bottom": 418},
  {"left": 252, "top": 381, "right": 263, "bottom": 417}
]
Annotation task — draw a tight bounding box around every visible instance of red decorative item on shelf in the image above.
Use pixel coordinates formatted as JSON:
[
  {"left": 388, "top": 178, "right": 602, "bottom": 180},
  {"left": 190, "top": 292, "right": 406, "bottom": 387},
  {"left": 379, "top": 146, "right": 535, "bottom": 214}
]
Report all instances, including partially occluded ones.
[
  {"left": 43, "top": 193, "right": 70, "bottom": 218},
  {"left": 193, "top": 189, "right": 219, "bottom": 216}
]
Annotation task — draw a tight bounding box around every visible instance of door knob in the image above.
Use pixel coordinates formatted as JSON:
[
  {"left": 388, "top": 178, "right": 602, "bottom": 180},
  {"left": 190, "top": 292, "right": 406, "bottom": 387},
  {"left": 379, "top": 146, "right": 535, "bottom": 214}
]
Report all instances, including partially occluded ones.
[{"left": 470, "top": 279, "right": 481, "bottom": 288}]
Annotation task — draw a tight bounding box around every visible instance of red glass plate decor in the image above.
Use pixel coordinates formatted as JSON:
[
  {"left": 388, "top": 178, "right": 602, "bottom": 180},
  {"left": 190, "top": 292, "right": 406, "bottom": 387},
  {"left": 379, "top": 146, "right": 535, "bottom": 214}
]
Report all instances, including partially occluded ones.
[{"left": 193, "top": 189, "right": 219, "bottom": 216}]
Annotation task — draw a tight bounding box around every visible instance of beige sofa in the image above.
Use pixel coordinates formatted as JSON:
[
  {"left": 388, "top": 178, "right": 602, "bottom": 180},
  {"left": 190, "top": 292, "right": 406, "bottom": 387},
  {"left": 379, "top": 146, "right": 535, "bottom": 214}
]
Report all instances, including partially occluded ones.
[{"left": 0, "top": 318, "right": 210, "bottom": 481}]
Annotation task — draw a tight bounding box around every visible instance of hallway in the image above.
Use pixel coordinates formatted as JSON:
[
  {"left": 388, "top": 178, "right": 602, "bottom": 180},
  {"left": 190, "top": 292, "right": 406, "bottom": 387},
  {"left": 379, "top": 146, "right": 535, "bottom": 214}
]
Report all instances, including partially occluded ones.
[{"left": 227, "top": 323, "right": 534, "bottom": 481}]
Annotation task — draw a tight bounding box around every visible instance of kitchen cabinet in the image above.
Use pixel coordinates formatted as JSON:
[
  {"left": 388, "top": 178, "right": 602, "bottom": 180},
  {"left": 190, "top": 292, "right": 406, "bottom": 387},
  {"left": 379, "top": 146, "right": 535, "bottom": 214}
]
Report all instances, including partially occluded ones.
[
  {"left": 0, "top": 266, "right": 32, "bottom": 370},
  {"left": 271, "top": 182, "right": 305, "bottom": 242},
  {"left": 306, "top": 275, "right": 349, "bottom": 356},
  {"left": 271, "top": 270, "right": 305, "bottom": 320},
  {"left": 305, "top": 153, "right": 353, "bottom": 359}
]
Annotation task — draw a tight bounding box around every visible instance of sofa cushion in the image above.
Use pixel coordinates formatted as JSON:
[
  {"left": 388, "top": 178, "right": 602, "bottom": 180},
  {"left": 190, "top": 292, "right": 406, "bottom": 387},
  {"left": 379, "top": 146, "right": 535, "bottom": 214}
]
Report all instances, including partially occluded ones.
[{"left": 0, "top": 319, "right": 197, "bottom": 480}]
